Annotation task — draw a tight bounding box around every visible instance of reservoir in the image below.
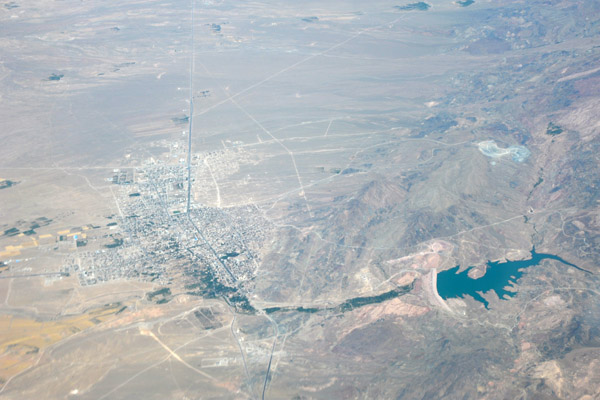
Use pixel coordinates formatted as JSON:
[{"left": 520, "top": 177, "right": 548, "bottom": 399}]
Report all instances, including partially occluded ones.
[{"left": 437, "top": 248, "right": 590, "bottom": 308}]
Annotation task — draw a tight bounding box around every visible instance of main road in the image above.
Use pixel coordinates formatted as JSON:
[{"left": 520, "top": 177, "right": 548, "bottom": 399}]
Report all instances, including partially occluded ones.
[{"left": 186, "top": 0, "right": 195, "bottom": 214}]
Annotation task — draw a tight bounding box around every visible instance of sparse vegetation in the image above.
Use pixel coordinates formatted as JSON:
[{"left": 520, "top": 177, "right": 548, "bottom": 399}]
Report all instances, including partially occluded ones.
[
  {"left": 395, "top": 2, "right": 430, "bottom": 11},
  {"left": 546, "top": 122, "right": 563, "bottom": 136},
  {"left": 48, "top": 73, "right": 63, "bottom": 81}
]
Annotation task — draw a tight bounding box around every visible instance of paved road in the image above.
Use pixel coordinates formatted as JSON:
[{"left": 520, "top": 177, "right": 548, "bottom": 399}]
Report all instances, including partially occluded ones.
[
  {"left": 186, "top": 0, "right": 195, "bottom": 214},
  {"left": 0, "top": 272, "right": 68, "bottom": 279}
]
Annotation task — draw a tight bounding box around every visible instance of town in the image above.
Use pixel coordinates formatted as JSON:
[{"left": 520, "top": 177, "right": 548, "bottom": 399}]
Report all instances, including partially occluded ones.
[{"left": 62, "top": 141, "right": 272, "bottom": 311}]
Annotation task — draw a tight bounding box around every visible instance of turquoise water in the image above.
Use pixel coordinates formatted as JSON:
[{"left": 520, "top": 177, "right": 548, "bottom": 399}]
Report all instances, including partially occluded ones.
[
  {"left": 477, "top": 140, "right": 531, "bottom": 162},
  {"left": 437, "top": 248, "right": 590, "bottom": 308}
]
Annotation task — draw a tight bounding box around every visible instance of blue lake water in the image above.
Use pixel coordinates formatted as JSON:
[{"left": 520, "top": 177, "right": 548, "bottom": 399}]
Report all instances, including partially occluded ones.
[{"left": 437, "top": 248, "right": 590, "bottom": 308}]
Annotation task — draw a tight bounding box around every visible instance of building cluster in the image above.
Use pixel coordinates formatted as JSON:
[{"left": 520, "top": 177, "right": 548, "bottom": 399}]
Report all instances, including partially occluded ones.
[
  {"left": 63, "top": 147, "right": 272, "bottom": 294},
  {"left": 65, "top": 246, "right": 155, "bottom": 286}
]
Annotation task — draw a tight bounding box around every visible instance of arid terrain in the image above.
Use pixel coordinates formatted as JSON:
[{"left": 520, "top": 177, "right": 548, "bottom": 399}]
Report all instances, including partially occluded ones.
[{"left": 1, "top": 0, "right": 599, "bottom": 399}]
